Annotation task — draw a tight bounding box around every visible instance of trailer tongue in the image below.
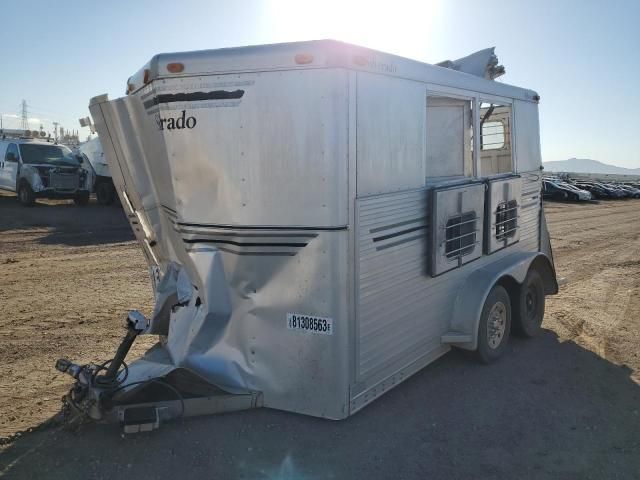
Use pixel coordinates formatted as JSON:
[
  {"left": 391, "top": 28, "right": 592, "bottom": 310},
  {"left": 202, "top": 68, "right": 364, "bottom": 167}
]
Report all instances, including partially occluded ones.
[
  {"left": 55, "top": 40, "right": 556, "bottom": 432},
  {"left": 56, "top": 309, "right": 261, "bottom": 432}
]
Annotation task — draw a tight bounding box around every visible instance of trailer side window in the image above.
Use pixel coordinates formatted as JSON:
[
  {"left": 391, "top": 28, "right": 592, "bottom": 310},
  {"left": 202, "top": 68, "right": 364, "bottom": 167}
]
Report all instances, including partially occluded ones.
[
  {"left": 426, "top": 96, "right": 473, "bottom": 178},
  {"left": 481, "top": 122, "right": 505, "bottom": 150},
  {"left": 480, "top": 102, "right": 512, "bottom": 175}
]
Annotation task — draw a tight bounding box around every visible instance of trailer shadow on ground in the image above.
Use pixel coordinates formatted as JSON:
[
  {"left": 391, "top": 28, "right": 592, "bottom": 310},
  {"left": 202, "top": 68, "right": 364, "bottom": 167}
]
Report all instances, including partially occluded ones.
[
  {"left": 0, "top": 192, "right": 132, "bottom": 247},
  {"left": 1, "top": 329, "right": 638, "bottom": 480}
]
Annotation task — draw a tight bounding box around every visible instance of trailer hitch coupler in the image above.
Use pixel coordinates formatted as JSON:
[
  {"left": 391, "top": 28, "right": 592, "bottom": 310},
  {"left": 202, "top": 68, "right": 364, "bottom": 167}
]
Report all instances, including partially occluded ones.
[{"left": 55, "top": 358, "right": 83, "bottom": 379}]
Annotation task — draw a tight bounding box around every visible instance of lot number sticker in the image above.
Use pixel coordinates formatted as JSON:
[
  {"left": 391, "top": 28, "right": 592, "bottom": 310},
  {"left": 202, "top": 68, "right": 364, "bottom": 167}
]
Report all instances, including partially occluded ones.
[{"left": 287, "top": 313, "right": 333, "bottom": 335}]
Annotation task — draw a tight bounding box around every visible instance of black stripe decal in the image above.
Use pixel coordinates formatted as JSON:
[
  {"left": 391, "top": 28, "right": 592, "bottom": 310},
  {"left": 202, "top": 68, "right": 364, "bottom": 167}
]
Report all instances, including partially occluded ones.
[
  {"left": 177, "top": 221, "right": 347, "bottom": 232},
  {"left": 369, "top": 217, "right": 426, "bottom": 234},
  {"left": 185, "top": 245, "right": 296, "bottom": 256},
  {"left": 161, "top": 204, "right": 177, "bottom": 214},
  {"left": 177, "top": 228, "right": 317, "bottom": 238},
  {"left": 374, "top": 233, "right": 425, "bottom": 251},
  {"left": 144, "top": 90, "right": 245, "bottom": 109},
  {"left": 182, "top": 238, "right": 308, "bottom": 248},
  {"left": 198, "top": 246, "right": 296, "bottom": 257},
  {"left": 372, "top": 225, "right": 427, "bottom": 243}
]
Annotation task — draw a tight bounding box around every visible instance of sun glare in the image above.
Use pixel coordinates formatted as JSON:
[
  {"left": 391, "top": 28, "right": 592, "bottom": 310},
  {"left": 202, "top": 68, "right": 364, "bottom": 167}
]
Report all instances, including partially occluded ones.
[{"left": 265, "top": 0, "right": 443, "bottom": 62}]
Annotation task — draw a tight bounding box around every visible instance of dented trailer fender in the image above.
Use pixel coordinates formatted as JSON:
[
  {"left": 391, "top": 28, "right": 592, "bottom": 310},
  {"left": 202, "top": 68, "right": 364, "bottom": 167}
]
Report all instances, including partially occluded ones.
[
  {"left": 444, "top": 206, "right": 558, "bottom": 351},
  {"left": 443, "top": 249, "right": 557, "bottom": 350}
]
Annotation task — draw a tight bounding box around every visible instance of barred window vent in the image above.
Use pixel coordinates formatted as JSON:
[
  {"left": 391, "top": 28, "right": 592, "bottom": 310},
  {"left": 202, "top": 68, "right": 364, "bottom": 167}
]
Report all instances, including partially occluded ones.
[
  {"left": 496, "top": 200, "right": 518, "bottom": 241},
  {"left": 445, "top": 212, "right": 477, "bottom": 260}
]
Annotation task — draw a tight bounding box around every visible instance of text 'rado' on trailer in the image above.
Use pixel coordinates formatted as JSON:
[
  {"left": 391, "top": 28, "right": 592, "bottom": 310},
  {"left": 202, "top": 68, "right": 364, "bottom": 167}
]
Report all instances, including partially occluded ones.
[{"left": 55, "top": 40, "right": 558, "bottom": 433}]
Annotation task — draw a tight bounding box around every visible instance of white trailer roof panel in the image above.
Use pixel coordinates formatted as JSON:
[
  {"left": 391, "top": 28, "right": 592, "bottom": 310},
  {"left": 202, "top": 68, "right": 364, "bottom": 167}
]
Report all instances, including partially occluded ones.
[{"left": 128, "top": 40, "right": 539, "bottom": 102}]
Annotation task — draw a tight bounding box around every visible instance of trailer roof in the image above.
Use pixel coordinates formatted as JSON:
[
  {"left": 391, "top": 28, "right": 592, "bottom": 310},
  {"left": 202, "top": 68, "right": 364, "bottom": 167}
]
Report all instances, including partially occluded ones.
[{"left": 127, "top": 40, "right": 538, "bottom": 102}]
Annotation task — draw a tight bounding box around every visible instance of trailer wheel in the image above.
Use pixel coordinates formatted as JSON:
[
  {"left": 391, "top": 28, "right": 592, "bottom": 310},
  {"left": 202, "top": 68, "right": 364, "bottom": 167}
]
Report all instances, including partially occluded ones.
[
  {"left": 96, "top": 182, "right": 115, "bottom": 205},
  {"left": 18, "top": 183, "right": 36, "bottom": 206},
  {"left": 513, "top": 269, "right": 545, "bottom": 337},
  {"left": 475, "top": 285, "right": 511, "bottom": 364}
]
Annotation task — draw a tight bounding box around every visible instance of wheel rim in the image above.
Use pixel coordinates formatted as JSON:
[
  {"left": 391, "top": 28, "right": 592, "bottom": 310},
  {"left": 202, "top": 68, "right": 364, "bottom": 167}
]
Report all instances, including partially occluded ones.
[
  {"left": 487, "top": 301, "right": 507, "bottom": 349},
  {"left": 525, "top": 287, "right": 537, "bottom": 319}
]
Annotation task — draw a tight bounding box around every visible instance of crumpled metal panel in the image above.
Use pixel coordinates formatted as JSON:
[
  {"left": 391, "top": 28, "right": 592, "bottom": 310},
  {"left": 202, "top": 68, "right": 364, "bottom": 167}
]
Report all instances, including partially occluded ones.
[{"left": 89, "top": 69, "right": 352, "bottom": 419}]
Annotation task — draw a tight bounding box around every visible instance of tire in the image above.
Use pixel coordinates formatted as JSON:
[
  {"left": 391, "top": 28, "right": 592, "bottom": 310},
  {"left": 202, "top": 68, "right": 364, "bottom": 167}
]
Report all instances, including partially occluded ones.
[
  {"left": 554, "top": 192, "right": 567, "bottom": 201},
  {"left": 18, "top": 183, "right": 36, "bottom": 206},
  {"left": 96, "top": 182, "right": 115, "bottom": 205},
  {"left": 475, "top": 285, "right": 511, "bottom": 364},
  {"left": 74, "top": 192, "right": 90, "bottom": 206},
  {"left": 571, "top": 193, "right": 579, "bottom": 201},
  {"left": 513, "top": 269, "right": 546, "bottom": 337}
]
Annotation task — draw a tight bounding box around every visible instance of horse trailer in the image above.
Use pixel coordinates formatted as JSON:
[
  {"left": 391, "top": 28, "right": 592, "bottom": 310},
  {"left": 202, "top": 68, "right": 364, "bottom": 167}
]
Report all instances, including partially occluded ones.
[{"left": 56, "top": 40, "right": 558, "bottom": 431}]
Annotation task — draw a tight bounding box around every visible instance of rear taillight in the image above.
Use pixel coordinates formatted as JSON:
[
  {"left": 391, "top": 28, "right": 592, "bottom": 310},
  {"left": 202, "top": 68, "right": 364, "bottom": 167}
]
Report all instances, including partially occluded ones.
[
  {"left": 294, "top": 54, "right": 314, "bottom": 65},
  {"left": 167, "top": 62, "right": 184, "bottom": 73}
]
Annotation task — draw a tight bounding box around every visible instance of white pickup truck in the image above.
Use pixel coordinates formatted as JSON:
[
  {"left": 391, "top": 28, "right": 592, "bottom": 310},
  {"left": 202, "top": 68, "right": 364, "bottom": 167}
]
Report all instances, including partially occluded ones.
[{"left": 0, "top": 137, "right": 92, "bottom": 206}]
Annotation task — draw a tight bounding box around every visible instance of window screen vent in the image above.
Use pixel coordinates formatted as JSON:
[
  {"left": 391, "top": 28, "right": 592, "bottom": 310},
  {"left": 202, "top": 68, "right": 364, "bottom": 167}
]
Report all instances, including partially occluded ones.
[
  {"left": 430, "top": 182, "right": 485, "bottom": 276},
  {"left": 445, "top": 212, "right": 477, "bottom": 260},
  {"left": 495, "top": 200, "right": 518, "bottom": 241}
]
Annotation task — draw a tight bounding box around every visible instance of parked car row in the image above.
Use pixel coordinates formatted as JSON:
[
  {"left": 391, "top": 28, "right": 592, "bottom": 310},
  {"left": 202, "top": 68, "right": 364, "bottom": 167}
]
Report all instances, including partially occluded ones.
[
  {"left": 542, "top": 177, "right": 640, "bottom": 201},
  {"left": 577, "top": 181, "right": 640, "bottom": 199}
]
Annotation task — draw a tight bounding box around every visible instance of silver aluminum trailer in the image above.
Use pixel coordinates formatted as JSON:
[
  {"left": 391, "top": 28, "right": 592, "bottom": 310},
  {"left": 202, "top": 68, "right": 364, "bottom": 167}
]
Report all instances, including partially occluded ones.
[{"left": 57, "top": 40, "right": 557, "bottom": 430}]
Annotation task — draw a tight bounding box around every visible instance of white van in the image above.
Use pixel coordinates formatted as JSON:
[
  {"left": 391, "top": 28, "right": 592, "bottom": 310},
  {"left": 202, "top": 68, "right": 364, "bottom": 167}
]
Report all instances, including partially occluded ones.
[
  {"left": 0, "top": 137, "right": 92, "bottom": 206},
  {"left": 78, "top": 137, "right": 117, "bottom": 204}
]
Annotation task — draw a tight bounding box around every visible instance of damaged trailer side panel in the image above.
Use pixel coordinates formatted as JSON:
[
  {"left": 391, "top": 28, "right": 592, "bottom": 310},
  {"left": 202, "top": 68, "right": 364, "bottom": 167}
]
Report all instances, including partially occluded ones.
[{"left": 91, "top": 67, "right": 353, "bottom": 419}]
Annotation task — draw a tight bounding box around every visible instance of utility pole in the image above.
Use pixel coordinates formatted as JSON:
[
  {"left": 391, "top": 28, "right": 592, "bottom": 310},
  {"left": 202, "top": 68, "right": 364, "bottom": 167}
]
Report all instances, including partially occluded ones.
[{"left": 20, "top": 100, "right": 29, "bottom": 131}]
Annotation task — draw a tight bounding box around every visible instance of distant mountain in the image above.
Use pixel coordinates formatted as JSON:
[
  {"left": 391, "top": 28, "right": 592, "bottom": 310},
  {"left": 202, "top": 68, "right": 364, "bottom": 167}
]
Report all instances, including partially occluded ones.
[{"left": 543, "top": 158, "right": 640, "bottom": 175}]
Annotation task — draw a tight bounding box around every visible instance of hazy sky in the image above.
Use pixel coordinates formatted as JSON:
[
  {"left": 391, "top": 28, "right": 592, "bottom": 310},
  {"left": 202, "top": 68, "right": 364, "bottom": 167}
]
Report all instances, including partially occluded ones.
[{"left": 1, "top": 0, "right": 638, "bottom": 167}]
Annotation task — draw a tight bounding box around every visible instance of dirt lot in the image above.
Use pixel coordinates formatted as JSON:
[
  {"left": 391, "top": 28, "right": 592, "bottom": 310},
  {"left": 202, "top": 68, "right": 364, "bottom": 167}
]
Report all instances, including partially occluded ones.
[{"left": 0, "top": 192, "right": 639, "bottom": 479}]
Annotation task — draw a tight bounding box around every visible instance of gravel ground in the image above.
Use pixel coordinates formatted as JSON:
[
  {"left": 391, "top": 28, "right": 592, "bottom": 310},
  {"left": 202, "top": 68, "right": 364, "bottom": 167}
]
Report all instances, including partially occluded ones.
[{"left": 0, "top": 192, "right": 639, "bottom": 479}]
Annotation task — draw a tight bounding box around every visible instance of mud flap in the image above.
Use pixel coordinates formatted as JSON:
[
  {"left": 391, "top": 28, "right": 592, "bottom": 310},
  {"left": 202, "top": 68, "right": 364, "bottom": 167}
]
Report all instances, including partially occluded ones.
[{"left": 539, "top": 207, "right": 559, "bottom": 294}]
